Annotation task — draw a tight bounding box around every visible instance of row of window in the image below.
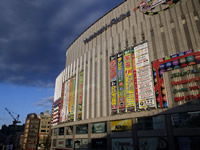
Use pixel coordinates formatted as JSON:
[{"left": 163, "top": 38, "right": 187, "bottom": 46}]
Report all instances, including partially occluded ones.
[
  {"left": 52, "top": 136, "right": 200, "bottom": 150},
  {"left": 53, "top": 111, "right": 200, "bottom": 136}
]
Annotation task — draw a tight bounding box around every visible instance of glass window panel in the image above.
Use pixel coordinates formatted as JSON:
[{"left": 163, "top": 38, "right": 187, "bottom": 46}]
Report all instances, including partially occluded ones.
[
  {"left": 59, "top": 127, "right": 64, "bottom": 135},
  {"left": 76, "top": 124, "right": 88, "bottom": 134},
  {"left": 92, "top": 122, "right": 106, "bottom": 133},
  {"left": 137, "top": 115, "right": 165, "bottom": 130},
  {"left": 66, "top": 126, "right": 73, "bottom": 135},
  {"left": 171, "top": 111, "right": 200, "bottom": 128},
  {"left": 139, "top": 137, "right": 168, "bottom": 150},
  {"left": 66, "top": 139, "right": 72, "bottom": 148}
]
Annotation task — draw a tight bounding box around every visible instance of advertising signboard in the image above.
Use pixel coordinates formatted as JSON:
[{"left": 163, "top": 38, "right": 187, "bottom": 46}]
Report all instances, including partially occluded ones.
[
  {"left": 92, "top": 122, "right": 106, "bottom": 133},
  {"left": 134, "top": 43, "right": 155, "bottom": 109},
  {"left": 71, "top": 77, "right": 76, "bottom": 120},
  {"left": 132, "top": 49, "right": 139, "bottom": 109},
  {"left": 152, "top": 50, "right": 200, "bottom": 108},
  {"left": 110, "top": 56, "right": 118, "bottom": 112},
  {"left": 76, "top": 124, "right": 88, "bottom": 134},
  {"left": 111, "top": 119, "right": 132, "bottom": 132},
  {"left": 78, "top": 71, "right": 84, "bottom": 120},
  {"left": 59, "top": 82, "right": 65, "bottom": 122},
  {"left": 117, "top": 53, "right": 126, "bottom": 111},
  {"left": 68, "top": 77, "right": 76, "bottom": 121},
  {"left": 74, "top": 139, "right": 88, "bottom": 149},
  {"left": 124, "top": 50, "right": 135, "bottom": 111},
  {"left": 64, "top": 80, "right": 70, "bottom": 121},
  {"left": 112, "top": 138, "right": 134, "bottom": 150},
  {"left": 67, "top": 78, "right": 72, "bottom": 121}
]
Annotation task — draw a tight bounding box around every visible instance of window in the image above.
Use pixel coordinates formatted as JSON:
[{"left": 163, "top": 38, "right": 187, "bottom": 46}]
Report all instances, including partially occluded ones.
[
  {"left": 112, "top": 138, "right": 133, "bottom": 150},
  {"left": 176, "top": 137, "right": 200, "bottom": 150},
  {"left": 137, "top": 115, "right": 166, "bottom": 130},
  {"left": 41, "top": 130, "right": 46, "bottom": 132},
  {"left": 41, "top": 125, "right": 46, "bottom": 128},
  {"left": 74, "top": 139, "right": 88, "bottom": 149},
  {"left": 92, "top": 139, "right": 107, "bottom": 149},
  {"left": 66, "top": 139, "right": 72, "bottom": 148},
  {"left": 92, "top": 122, "right": 106, "bottom": 133},
  {"left": 59, "top": 127, "right": 64, "bottom": 135},
  {"left": 53, "top": 128, "right": 58, "bottom": 136},
  {"left": 53, "top": 139, "right": 56, "bottom": 147},
  {"left": 76, "top": 124, "right": 88, "bottom": 134},
  {"left": 139, "top": 137, "right": 168, "bottom": 150},
  {"left": 66, "top": 126, "right": 73, "bottom": 135},
  {"left": 171, "top": 111, "right": 200, "bottom": 128}
]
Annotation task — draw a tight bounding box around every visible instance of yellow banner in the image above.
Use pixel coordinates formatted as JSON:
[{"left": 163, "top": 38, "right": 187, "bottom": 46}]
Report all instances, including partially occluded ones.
[
  {"left": 124, "top": 50, "right": 135, "bottom": 108},
  {"left": 111, "top": 119, "right": 132, "bottom": 131}
]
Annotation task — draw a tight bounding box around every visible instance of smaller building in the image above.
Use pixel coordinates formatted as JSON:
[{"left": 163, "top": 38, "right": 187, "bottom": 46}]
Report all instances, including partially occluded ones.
[
  {"left": 38, "top": 110, "right": 51, "bottom": 150},
  {"left": 22, "top": 113, "right": 40, "bottom": 150}
]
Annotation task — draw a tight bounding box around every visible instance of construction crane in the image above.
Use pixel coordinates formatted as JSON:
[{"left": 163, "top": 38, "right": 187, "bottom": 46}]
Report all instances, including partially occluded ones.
[{"left": 5, "top": 107, "right": 21, "bottom": 125}]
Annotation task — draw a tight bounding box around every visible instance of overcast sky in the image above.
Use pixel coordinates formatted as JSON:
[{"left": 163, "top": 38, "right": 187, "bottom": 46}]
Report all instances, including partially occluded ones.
[{"left": 0, "top": 0, "right": 123, "bottom": 127}]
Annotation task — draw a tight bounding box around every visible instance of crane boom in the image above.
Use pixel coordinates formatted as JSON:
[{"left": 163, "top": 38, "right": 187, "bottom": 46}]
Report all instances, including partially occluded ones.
[{"left": 5, "top": 107, "right": 21, "bottom": 125}]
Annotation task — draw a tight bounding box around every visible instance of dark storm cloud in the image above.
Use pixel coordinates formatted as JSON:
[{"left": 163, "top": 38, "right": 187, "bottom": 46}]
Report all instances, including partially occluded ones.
[{"left": 0, "top": 0, "right": 123, "bottom": 87}]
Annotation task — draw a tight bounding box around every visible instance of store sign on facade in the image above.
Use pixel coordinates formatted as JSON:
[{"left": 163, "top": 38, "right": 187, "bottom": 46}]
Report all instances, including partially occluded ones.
[
  {"left": 152, "top": 50, "right": 200, "bottom": 108},
  {"left": 111, "top": 119, "right": 132, "bottom": 132},
  {"left": 134, "top": 0, "right": 180, "bottom": 15},
  {"left": 134, "top": 43, "right": 155, "bottom": 109},
  {"left": 84, "top": 11, "right": 130, "bottom": 44}
]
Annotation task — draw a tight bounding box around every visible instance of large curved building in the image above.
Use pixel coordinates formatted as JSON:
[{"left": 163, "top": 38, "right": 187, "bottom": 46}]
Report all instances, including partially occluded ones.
[{"left": 51, "top": 0, "right": 200, "bottom": 150}]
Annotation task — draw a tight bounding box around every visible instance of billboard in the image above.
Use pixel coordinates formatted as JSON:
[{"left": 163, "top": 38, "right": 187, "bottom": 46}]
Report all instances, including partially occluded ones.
[
  {"left": 117, "top": 53, "right": 126, "bottom": 111},
  {"left": 67, "top": 78, "right": 72, "bottom": 121},
  {"left": 110, "top": 56, "right": 118, "bottom": 112},
  {"left": 76, "top": 124, "right": 88, "bottom": 134},
  {"left": 124, "top": 50, "right": 135, "bottom": 111},
  {"left": 59, "top": 82, "right": 65, "bottom": 122},
  {"left": 134, "top": 43, "right": 155, "bottom": 109},
  {"left": 67, "top": 77, "right": 76, "bottom": 121},
  {"left": 112, "top": 138, "right": 134, "bottom": 150},
  {"left": 74, "top": 139, "right": 88, "bottom": 149},
  {"left": 64, "top": 80, "right": 70, "bottom": 121},
  {"left": 132, "top": 49, "right": 139, "bottom": 109},
  {"left": 152, "top": 49, "right": 200, "bottom": 108},
  {"left": 111, "top": 119, "right": 132, "bottom": 132},
  {"left": 78, "top": 71, "right": 84, "bottom": 120},
  {"left": 71, "top": 77, "right": 76, "bottom": 120},
  {"left": 92, "top": 122, "right": 106, "bottom": 133}
]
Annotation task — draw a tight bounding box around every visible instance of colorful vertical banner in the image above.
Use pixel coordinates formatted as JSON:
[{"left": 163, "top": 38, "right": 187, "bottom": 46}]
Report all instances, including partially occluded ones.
[
  {"left": 134, "top": 43, "right": 155, "bottom": 109},
  {"left": 152, "top": 49, "right": 200, "bottom": 108},
  {"left": 124, "top": 50, "right": 135, "bottom": 110},
  {"left": 117, "top": 53, "right": 125, "bottom": 111},
  {"left": 132, "top": 49, "right": 139, "bottom": 109},
  {"left": 70, "top": 77, "right": 76, "bottom": 120},
  {"left": 110, "top": 56, "right": 118, "bottom": 112},
  {"left": 64, "top": 80, "right": 70, "bottom": 121},
  {"left": 68, "top": 78, "right": 73, "bottom": 121},
  {"left": 51, "top": 98, "right": 61, "bottom": 126},
  {"left": 60, "top": 82, "right": 65, "bottom": 122},
  {"left": 78, "top": 71, "right": 84, "bottom": 120}
]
